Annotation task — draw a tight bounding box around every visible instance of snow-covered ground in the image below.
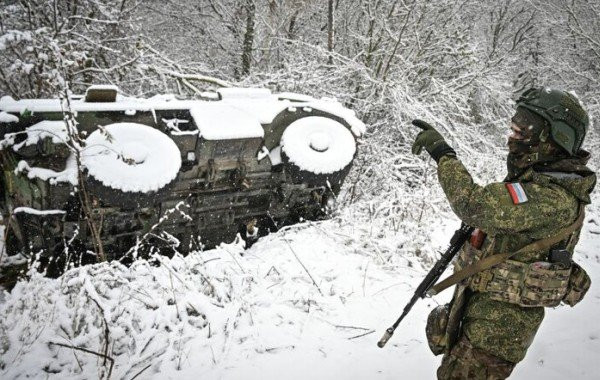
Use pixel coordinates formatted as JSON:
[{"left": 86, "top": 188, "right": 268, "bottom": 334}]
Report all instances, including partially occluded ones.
[
  {"left": 0, "top": 201, "right": 599, "bottom": 379},
  {"left": 0, "top": 110, "right": 598, "bottom": 378}
]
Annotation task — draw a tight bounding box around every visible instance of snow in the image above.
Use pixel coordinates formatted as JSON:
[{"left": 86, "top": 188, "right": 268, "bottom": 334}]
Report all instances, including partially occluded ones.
[
  {"left": 218, "top": 88, "right": 272, "bottom": 100},
  {"left": 0, "top": 88, "right": 366, "bottom": 139},
  {"left": 281, "top": 117, "right": 356, "bottom": 174},
  {"left": 221, "top": 97, "right": 292, "bottom": 125},
  {"left": 269, "top": 145, "right": 282, "bottom": 165},
  {"left": 15, "top": 155, "right": 78, "bottom": 185},
  {"left": 86, "top": 84, "right": 119, "bottom": 92},
  {"left": 277, "top": 92, "right": 315, "bottom": 102},
  {"left": 13, "top": 207, "right": 66, "bottom": 215},
  {"left": 0, "top": 111, "right": 18, "bottom": 123},
  {"left": 2, "top": 83, "right": 596, "bottom": 379},
  {"left": 0, "top": 30, "right": 32, "bottom": 50},
  {"left": 190, "top": 103, "right": 265, "bottom": 140},
  {"left": 305, "top": 99, "right": 366, "bottom": 137},
  {"left": 81, "top": 123, "right": 181, "bottom": 193},
  {"left": 162, "top": 117, "right": 198, "bottom": 136},
  {"left": 1, "top": 213, "right": 597, "bottom": 379},
  {"left": 0, "top": 159, "right": 599, "bottom": 380},
  {"left": 257, "top": 146, "right": 270, "bottom": 161},
  {"left": 200, "top": 91, "right": 220, "bottom": 100},
  {"left": 9, "top": 120, "right": 68, "bottom": 151}
]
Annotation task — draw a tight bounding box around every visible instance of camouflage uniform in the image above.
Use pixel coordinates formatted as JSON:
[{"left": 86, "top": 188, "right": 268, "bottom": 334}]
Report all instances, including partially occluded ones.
[{"left": 435, "top": 152, "right": 596, "bottom": 379}]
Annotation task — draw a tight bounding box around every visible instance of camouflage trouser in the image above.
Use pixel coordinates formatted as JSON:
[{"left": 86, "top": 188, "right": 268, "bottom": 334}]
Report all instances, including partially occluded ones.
[
  {"left": 437, "top": 336, "right": 515, "bottom": 380},
  {"left": 438, "top": 292, "right": 545, "bottom": 379}
]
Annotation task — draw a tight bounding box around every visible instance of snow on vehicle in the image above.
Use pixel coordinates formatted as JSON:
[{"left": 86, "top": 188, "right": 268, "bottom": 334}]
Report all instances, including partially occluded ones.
[{"left": 0, "top": 86, "right": 364, "bottom": 264}]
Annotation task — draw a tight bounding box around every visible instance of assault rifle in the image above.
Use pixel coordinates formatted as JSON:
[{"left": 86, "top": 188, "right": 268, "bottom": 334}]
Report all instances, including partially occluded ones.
[{"left": 377, "top": 223, "right": 474, "bottom": 348}]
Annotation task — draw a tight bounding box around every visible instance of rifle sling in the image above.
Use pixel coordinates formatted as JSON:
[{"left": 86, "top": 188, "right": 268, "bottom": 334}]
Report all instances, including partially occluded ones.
[{"left": 429, "top": 211, "right": 585, "bottom": 296}]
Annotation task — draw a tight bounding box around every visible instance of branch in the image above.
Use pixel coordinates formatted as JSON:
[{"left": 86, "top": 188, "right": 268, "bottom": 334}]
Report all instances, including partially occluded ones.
[
  {"left": 48, "top": 342, "right": 114, "bottom": 379},
  {"left": 160, "top": 69, "right": 232, "bottom": 88},
  {"left": 283, "top": 238, "right": 323, "bottom": 296}
]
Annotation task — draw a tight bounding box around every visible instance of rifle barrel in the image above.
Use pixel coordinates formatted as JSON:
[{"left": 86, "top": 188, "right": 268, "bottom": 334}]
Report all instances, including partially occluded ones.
[{"left": 377, "top": 223, "right": 474, "bottom": 348}]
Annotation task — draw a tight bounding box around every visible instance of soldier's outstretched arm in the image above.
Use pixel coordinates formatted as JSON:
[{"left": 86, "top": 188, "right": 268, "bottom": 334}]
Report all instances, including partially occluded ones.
[{"left": 436, "top": 155, "right": 578, "bottom": 235}]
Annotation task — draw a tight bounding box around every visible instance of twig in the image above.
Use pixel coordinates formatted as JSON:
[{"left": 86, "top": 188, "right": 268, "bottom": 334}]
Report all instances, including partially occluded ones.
[
  {"left": 347, "top": 330, "right": 375, "bottom": 340},
  {"left": 202, "top": 257, "right": 221, "bottom": 265},
  {"left": 264, "top": 345, "right": 296, "bottom": 353},
  {"left": 169, "top": 272, "right": 181, "bottom": 320},
  {"left": 150, "top": 253, "right": 191, "bottom": 290},
  {"left": 221, "top": 245, "right": 246, "bottom": 274},
  {"left": 332, "top": 324, "right": 370, "bottom": 331},
  {"left": 371, "top": 281, "right": 412, "bottom": 296},
  {"left": 48, "top": 342, "right": 114, "bottom": 379},
  {"left": 282, "top": 238, "right": 323, "bottom": 296},
  {"left": 87, "top": 296, "right": 111, "bottom": 368},
  {"left": 130, "top": 364, "right": 152, "bottom": 380}
]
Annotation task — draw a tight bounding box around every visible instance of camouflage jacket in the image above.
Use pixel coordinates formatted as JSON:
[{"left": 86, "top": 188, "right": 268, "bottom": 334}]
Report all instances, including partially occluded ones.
[{"left": 437, "top": 153, "right": 596, "bottom": 263}]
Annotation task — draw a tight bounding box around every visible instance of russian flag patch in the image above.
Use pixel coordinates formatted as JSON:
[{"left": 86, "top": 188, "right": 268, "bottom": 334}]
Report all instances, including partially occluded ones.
[{"left": 505, "top": 183, "right": 528, "bottom": 204}]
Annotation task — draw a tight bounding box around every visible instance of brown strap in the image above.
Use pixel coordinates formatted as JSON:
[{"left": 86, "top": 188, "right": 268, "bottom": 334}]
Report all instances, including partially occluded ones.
[{"left": 428, "top": 210, "right": 585, "bottom": 296}]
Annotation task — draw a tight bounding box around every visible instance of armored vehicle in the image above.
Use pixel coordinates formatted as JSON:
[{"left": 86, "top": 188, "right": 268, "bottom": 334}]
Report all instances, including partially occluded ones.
[{"left": 0, "top": 86, "right": 364, "bottom": 265}]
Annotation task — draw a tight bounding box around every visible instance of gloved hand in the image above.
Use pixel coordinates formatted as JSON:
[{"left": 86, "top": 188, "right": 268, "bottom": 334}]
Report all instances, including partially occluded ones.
[{"left": 411, "top": 119, "right": 456, "bottom": 162}]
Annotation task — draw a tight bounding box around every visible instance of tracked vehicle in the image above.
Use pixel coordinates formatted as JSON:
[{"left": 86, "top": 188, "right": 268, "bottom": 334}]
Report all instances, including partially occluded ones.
[{"left": 0, "top": 86, "right": 364, "bottom": 263}]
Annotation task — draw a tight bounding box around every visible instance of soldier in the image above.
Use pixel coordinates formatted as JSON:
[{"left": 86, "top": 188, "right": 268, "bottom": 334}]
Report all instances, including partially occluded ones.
[{"left": 411, "top": 87, "right": 596, "bottom": 379}]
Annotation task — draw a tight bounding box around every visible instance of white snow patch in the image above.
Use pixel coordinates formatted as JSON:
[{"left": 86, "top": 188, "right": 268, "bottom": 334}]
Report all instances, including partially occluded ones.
[
  {"left": 257, "top": 146, "right": 270, "bottom": 161},
  {"left": 305, "top": 99, "right": 366, "bottom": 137},
  {"left": 269, "top": 145, "right": 282, "bottom": 166},
  {"left": 0, "top": 89, "right": 365, "bottom": 139},
  {"left": 190, "top": 103, "right": 264, "bottom": 140},
  {"left": 200, "top": 91, "right": 220, "bottom": 100},
  {"left": 86, "top": 84, "right": 119, "bottom": 92},
  {"left": 0, "top": 30, "right": 32, "bottom": 50},
  {"left": 222, "top": 98, "right": 292, "bottom": 124},
  {"left": 81, "top": 123, "right": 181, "bottom": 192},
  {"left": 277, "top": 92, "right": 315, "bottom": 102},
  {"left": 13, "top": 207, "right": 66, "bottom": 215},
  {"left": 15, "top": 156, "right": 78, "bottom": 185},
  {"left": 9, "top": 120, "right": 68, "bottom": 151},
  {"left": 281, "top": 117, "right": 356, "bottom": 174},
  {"left": 162, "top": 117, "right": 198, "bottom": 136},
  {"left": 0, "top": 111, "right": 18, "bottom": 123},
  {"left": 218, "top": 87, "right": 272, "bottom": 100}
]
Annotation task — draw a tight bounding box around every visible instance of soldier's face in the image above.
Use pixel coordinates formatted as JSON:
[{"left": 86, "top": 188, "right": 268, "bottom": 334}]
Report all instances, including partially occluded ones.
[
  {"left": 508, "top": 112, "right": 539, "bottom": 155},
  {"left": 509, "top": 115, "right": 533, "bottom": 143},
  {"left": 509, "top": 121, "right": 527, "bottom": 141},
  {"left": 508, "top": 108, "right": 547, "bottom": 147}
]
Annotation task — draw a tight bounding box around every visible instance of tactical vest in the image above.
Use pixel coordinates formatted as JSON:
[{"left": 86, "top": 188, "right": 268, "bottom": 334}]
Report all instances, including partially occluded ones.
[
  {"left": 432, "top": 210, "right": 590, "bottom": 308},
  {"left": 425, "top": 213, "right": 591, "bottom": 355}
]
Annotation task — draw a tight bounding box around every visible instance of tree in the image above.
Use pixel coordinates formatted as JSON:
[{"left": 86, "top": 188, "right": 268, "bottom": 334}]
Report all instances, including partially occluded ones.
[
  {"left": 240, "top": 0, "right": 256, "bottom": 77},
  {"left": 0, "top": 0, "right": 143, "bottom": 98}
]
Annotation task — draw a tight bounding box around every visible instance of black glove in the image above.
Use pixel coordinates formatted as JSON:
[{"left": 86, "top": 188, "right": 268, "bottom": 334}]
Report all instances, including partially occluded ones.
[{"left": 411, "top": 119, "right": 456, "bottom": 162}]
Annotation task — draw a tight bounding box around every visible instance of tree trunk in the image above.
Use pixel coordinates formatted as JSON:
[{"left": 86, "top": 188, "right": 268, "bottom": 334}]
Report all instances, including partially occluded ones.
[
  {"left": 241, "top": 0, "right": 256, "bottom": 77},
  {"left": 327, "top": 0, "right": 335, "bottom": 64}
]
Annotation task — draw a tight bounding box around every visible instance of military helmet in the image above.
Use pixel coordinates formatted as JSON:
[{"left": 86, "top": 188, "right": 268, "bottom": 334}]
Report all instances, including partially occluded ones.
[{"left": 516, "top": 87, "right": 588, "bottom": 155}]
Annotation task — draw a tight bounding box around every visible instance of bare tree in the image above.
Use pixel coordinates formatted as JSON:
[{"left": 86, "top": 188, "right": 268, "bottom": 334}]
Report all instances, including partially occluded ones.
[
  {"left": 240, "top": 0, "right": 256, "bottom": 77},
  {"left": 327, "top": 0, "right": 335, "bottom": 64}
]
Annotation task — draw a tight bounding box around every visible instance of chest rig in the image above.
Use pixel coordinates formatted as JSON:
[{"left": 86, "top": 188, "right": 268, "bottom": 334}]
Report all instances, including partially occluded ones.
[{"left": 431, "top": 210, "right": 589, "bottom": 308}]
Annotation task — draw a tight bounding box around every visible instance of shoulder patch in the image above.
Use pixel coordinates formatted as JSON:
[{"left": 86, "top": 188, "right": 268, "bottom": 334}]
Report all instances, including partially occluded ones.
[{"left": 505, "top": 182, "right": 528, "bottom": 204}]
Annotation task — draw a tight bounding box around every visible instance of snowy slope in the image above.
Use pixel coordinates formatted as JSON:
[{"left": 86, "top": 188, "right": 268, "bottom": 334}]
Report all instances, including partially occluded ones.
[
  {"left": 0, "top": 206, "right": 599, "bottom": 379},
  {"left": 0, "top": 113, "right": 599, "bottom": 379}
]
